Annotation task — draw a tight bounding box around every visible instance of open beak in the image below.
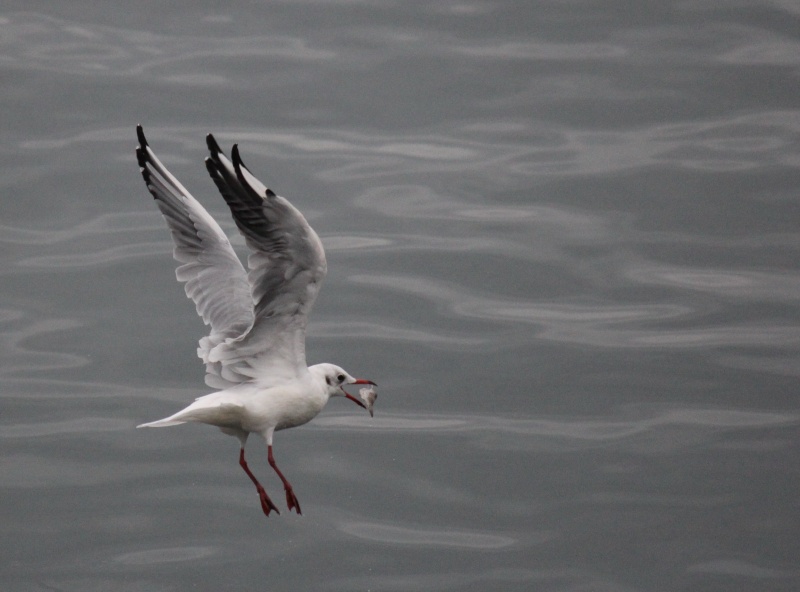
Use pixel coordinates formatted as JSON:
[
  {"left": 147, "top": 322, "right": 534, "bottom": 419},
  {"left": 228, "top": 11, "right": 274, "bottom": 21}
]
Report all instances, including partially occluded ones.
[
  {"left": 344, "top": 392, "right": 367, "bottom": 409},
  {"left": 341, "top": 379, "right": 377, "bottom": 411}
]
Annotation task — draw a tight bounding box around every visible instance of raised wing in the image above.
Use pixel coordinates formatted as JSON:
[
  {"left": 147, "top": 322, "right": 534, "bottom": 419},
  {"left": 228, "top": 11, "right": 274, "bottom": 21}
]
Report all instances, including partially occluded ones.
[
  {"left": 203, "top": 133, "right": 328, "bottom": 386},
  {"left": 136, "top": 125, "right": 254, "bottom": 389}
]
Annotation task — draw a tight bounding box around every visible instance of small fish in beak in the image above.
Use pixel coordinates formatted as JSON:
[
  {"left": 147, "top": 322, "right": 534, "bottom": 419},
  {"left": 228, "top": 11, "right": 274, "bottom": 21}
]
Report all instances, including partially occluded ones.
[{"left": 359, "top": 385, "right": 378, "bottom": 417}]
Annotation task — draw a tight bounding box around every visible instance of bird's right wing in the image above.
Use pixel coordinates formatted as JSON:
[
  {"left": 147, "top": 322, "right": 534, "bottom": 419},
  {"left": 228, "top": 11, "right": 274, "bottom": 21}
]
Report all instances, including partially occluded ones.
[
  {"left": 202, "top": 135, "right": 328, "bottom": 387},
  {"left": 136, "top": 125, "right": 254, "bottom": 388}
]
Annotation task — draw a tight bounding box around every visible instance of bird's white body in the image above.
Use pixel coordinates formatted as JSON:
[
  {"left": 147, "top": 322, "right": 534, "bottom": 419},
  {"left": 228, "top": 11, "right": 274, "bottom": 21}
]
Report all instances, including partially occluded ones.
[
  {"left": 134, "top": 126, "right": 375, "bottom": 516},
  {"left": 140, "top": 364, "right": 336, "bottom": 436}
]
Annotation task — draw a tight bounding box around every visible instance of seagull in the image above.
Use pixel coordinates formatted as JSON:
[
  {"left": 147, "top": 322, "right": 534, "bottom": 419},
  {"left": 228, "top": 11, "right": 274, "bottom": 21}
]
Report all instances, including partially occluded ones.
[{"left": 134, "top": 125, "right": 376, "bottom": 517}]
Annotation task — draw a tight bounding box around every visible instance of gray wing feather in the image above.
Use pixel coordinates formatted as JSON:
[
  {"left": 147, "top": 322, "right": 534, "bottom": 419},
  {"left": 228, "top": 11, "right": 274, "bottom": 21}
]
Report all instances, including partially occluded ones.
[
  {"left": 136, "top": 126, "right": 254, "bottom": 388},
  {"left": 203, "top": 134, "right": 327, "bottom": 385}
]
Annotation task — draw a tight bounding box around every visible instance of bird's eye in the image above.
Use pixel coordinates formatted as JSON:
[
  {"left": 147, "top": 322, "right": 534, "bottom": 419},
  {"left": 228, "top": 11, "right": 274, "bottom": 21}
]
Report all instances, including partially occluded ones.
[{"left": 337, "top": 374, "right": 345, "bottom": 383}]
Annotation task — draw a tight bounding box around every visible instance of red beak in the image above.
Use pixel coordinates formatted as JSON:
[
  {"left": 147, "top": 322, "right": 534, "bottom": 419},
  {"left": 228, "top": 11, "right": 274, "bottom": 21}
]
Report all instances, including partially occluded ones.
[{"left": 344, "top": 393, "right": 367, "bottom": 409}]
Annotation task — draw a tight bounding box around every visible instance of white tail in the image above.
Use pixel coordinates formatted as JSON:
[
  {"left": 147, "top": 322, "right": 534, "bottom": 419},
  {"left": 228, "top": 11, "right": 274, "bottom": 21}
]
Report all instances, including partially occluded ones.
[{"left": 137, "top": 418, "right": 187, "bottom": 428}]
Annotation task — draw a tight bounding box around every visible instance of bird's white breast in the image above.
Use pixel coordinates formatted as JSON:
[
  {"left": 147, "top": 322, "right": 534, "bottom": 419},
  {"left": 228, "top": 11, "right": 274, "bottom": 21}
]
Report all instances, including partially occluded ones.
[{"left": 241, "top": 377, "right": 328, "bottom": 433}]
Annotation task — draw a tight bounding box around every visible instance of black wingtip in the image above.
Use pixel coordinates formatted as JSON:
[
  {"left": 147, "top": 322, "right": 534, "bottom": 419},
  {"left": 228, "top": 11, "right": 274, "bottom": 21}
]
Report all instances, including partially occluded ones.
[
  {"left": 231, "top": 144, "right": 250, "bottom": 176},
  {"left": 204, "top": 156, "right": 217, "bottom": 177},
  {"left": 231, "top": 144, "right": 276, "bottom": 199},
  {"left": 135, "top": 145, "right": 147, "bottom": 169},
  {"left": 206, "top": 133, "right": 222, "bottom": 156},
  {"left": 136, "top": 124, "right": 147, "bottom": 147},
  {"left": 230, "top": 144, "right": 252, "bottom": 193}
]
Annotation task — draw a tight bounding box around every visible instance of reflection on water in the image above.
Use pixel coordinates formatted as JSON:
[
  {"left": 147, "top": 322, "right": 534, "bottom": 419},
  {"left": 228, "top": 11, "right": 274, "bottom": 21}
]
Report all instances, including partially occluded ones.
[{"left": 3, "top": 1, "right": 800, "bottom": 591}]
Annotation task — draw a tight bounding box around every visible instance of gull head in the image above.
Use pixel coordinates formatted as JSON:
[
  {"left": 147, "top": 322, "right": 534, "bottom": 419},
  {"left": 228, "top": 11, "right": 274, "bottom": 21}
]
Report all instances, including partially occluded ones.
[{"left": 310, "top": 363, "right": 377, "bottom": 413}]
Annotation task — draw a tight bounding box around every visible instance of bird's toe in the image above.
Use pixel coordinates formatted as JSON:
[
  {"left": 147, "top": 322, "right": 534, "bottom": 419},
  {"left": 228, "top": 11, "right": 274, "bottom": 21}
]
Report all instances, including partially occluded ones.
[
  {"left": 257, "top": 486, "right": 281, "bottom": 517},
  {"left": 285, "top": 489, "right": 302, "bottom": 515}
]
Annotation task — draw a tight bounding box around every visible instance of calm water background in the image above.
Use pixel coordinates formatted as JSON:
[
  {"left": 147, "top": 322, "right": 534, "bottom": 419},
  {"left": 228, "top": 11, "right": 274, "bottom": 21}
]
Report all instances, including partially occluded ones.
[{"left": 2, "top": 2, "right": 800, "bottom": 591}]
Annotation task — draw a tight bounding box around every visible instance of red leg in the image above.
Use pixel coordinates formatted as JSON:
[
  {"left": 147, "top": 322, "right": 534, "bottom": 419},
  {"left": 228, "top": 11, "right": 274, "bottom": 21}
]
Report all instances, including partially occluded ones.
[
  {"left": 239, "top": 448, "right": 280, "bottom": 516},
  {"left": 268, "top": 445, "right": 302, "bottom": 515}
]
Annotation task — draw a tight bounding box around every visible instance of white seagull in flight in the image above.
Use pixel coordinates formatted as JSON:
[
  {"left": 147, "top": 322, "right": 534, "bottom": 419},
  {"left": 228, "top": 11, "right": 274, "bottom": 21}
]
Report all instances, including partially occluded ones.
[{"left": 135, "top": 125, "right": 376, "bottom": 517}]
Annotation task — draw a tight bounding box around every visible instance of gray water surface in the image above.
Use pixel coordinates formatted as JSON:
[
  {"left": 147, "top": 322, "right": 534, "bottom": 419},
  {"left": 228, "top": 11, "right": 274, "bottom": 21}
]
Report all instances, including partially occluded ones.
[{"left": 2, "top": 2, "right": 800, "bottom": 591}]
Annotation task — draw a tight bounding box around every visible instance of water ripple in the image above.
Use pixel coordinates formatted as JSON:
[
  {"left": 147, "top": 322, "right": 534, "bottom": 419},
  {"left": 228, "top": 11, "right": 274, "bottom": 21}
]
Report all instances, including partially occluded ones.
[
  {"left": 349, "top": 273, "right": 800, "bottom": 350},
  {"left": 715, "top": 353, "right": 800, "bottom": 378},
  {"left": 3, "top": 417, "right": 131, "bottom": 438},
  {"left": 1, "top": 454, "right": 154, "bottom": 488},
  {"left": 719, "top": 39, "right": 800, "bottom": 65},
  {"left": 325, "top": 567, "right": 627, "bottom": 592},
  {"left": 314, "top": 407, "right": 799, "bottom": 454},
  {"left": 114, "top": 546, "right": 217, "bottom": 565},
  {"left": 0, "top": 308, "right": 87, "bottom": 376},
  {"left": 13, "top": 113, "right": 798, "bottom": 202},
  {"left": 687, "top": 559, "right": 798, "bottom": 578},
  {"left": 627, "top": 265, "right": 800, "bottom": 301},
  {"left": 454, "top": 40, "right": 627, "bottom": 60},
  {"left": 18, "top": 242, "right": 166, "bottom": 269},
  {"left": 339, "top": 521, "right": 516, "bottom": 549},
  {"left": 1, "top": 12, "right": 334, "bottom": 78},
  {"left": 0, "top": 213, "right": 156, "bottom": 245},
  {"left": 310, "top": 320, "right": 485, "bottom": 349}
]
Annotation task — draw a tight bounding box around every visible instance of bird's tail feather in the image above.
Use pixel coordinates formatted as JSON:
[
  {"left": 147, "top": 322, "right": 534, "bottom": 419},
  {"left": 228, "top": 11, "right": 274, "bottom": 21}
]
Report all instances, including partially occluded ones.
[
  {"left": 137, "top": 396, "right": 244, "bottom": 429},
  {"left": 136, "top": 418, "right": 187, "bottom": 428}
]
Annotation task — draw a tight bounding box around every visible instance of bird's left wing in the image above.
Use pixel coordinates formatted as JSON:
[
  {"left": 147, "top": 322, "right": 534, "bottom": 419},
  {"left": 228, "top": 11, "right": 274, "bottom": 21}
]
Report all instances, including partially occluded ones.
[
  {"left": 136, "top": 126, "right": 255, "bottom": 389},
  {"left": 203, "top": 135, "right": 328, "bottom": 385}
]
